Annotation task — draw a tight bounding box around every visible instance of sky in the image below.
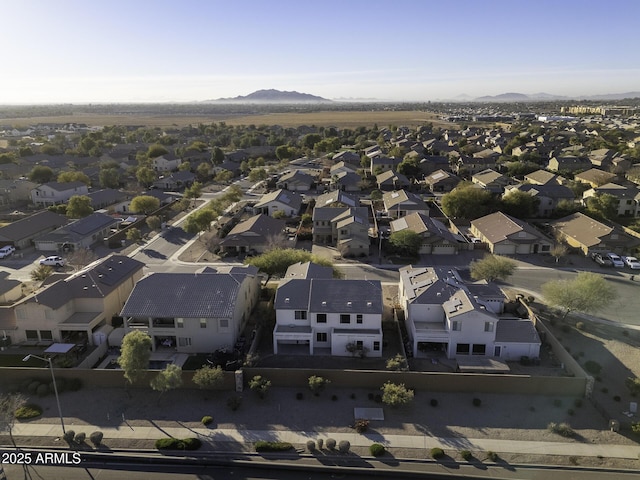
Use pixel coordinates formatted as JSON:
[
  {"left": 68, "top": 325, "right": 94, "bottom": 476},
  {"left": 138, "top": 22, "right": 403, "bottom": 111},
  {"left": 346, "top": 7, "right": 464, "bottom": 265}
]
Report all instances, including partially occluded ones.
[{"left": 1, "top": 0, "right": 639, "bottom": 103}]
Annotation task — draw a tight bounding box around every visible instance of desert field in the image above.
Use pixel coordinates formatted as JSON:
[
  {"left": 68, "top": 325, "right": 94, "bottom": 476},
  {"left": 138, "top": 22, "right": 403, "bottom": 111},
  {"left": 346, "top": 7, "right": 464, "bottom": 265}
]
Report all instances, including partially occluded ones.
[{"left": 0, "top": 110, "right": 454, "bottom": 129}]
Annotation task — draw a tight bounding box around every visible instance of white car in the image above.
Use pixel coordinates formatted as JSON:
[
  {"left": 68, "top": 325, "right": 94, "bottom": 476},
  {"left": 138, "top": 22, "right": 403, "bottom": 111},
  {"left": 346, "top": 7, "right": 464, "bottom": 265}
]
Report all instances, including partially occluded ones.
[
  {"left": 39, "top": 256, "right": 65, "bottom": 267},
  {"left": 0, "top": 245, "right": 15, "bottom": 258},
  {"left": 606, "top": 253, "right": 625, "bottom": 268},
  {"left": 623, "top": 256, "right": 640, "bottom": 269}
]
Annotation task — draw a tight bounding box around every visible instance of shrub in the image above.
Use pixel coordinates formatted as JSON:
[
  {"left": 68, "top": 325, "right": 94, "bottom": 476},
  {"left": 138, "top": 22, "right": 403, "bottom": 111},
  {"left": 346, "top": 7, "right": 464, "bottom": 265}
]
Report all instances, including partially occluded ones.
[
  {"left": 155, "top": 437, "right": 201, "bottom": 450},
  {"left": 354, "top": 418, "right": 369, "bottom": 433},
  {"left": 325, "top": 438, "right": 336, "bottom": 450},
  {"left": 430, "top": 398, "right": 438, "bottom": 407},
  {"left": 631, "top": 421, "right": 640, "bottom": 434},
  {"left": 548, "top": 422, "right": 574, "bottom": 438},
  {"left": 381, "top": 382, "right": 414, "bottom": 407},
  {"left": 308, "top": 375, "right": 330, "bottom": 396},
  {"left": 89, "top": 431, "right": 103, "bottom": 447},
  {"left": 74, "top": 432, "right": 86, "bottom": 444},
  {"left": 181, "top": 438, "right": 202, "bottom": 450},
  {"left": 316, "top": 438, "right": 323, "bottom": 450},
  {"left": 431, "top": 447, "right": 445, "bottom": 459},
  {"left": 460, "top": 449, "right": 472, "bottom": 461},
  {"left": 584, "top": 360, "right": 602, "bottom": 375},
  {"left": 306, "top": 440, "right": 316, "bottom": 452},
  {"left": 155, "top": 438, "right": 180, "bottom": 449},
  {"left": 338, "top": 440, "right": 351, "bottom": 453},
  {"left": 370, "top": 443, "right": 386, "bottom": 457},
  {"left": 227, "top": 395, "right": 242, "bottom": 411},
  {"left": 27, "top": 381, "right": 40, "bottom": 395},
  {"left": 201, "top": 415, "right": 213, "bottom": 426},
  {"left": 626, "top": 377, "right": 640, "bottom": 396},
  {"left": 36, "top": 384, "right": 49, "bottom": 397},
  {"left": 255, "top": 441, "right": 293, "bottom": 452},
  {"left": 576, "top": 321, "right": 585, "bottom": 330},
  {"left": 15, "top": 403, "right": 43, "bottom": 420},
  {"left": 487, "top": 451, "right": 498, "bottom": 461},
  {"left": 472, "top": 398, "right": 482, "bottom": 407},
  {"left": 63, "top": 430, "right": 76, "bottom": 444}
]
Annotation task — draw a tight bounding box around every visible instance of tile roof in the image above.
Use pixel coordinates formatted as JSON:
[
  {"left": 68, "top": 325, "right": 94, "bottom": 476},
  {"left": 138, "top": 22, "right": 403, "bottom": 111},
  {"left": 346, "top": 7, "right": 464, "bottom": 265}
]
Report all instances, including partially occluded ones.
[
  {"left": 471, "top": 212, "right": 546, "bottom": 245},
  {"left": 254, "top": 189, "right": 303, "bottom": 210}
]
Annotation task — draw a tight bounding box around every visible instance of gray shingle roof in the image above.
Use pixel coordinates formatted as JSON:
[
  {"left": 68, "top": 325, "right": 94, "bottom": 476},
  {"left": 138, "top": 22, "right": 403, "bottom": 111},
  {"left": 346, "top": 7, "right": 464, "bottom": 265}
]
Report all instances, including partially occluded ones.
[
  {"left": 495, "top": 319, "right": 541, "bottom": 344},
  {"left": 121, "top": 272, "right": 250, "bottom": 318},
  {"left": 0, "top": 211, "right": 68, "bottom": 242},
  {"left": 309, "top": 279, "right": 382, "bottom": 313}
]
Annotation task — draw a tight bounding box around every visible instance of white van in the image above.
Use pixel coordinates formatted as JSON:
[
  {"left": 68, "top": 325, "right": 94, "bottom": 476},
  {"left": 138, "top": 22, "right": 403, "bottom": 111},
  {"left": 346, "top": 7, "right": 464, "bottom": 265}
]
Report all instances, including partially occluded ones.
[{"left": 0, "top": 245, "right": 15, "bottom": 258}]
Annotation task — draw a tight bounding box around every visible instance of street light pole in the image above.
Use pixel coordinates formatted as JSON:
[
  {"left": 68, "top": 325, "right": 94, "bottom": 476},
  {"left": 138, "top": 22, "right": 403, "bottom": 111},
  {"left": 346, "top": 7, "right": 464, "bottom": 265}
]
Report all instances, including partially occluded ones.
[{"left": 23, "top": 354, "right": 65, "bottom": 434}]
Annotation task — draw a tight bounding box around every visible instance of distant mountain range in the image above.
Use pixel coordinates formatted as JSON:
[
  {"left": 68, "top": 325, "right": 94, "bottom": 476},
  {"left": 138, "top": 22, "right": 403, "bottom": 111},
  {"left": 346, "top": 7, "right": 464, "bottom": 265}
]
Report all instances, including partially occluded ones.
[
  {"left": 205, "top": 89, "right": 332, "bottom": 104},
  {"left": 465, "top": 91, "right": 640, "bottom": 102}
]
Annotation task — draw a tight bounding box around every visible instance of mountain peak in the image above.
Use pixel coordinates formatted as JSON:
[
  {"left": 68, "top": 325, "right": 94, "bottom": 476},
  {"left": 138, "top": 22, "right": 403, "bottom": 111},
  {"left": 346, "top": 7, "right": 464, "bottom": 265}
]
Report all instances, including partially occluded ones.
[{"left": 206, "top": 89, "right": 331, "bottom": 104}]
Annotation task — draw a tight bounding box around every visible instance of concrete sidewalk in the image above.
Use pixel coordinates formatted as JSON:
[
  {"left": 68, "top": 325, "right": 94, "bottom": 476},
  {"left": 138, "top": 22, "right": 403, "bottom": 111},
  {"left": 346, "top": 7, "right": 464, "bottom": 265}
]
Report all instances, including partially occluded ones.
[{"left": 9, "top": 422, "right": 640, "bottom": 460}]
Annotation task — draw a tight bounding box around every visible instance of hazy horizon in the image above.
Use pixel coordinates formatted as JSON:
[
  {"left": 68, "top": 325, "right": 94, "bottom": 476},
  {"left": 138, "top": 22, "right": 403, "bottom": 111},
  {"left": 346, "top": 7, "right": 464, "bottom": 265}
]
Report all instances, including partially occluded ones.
[{"left": 3, "top": 0, "right": 639, "bottom": 104}]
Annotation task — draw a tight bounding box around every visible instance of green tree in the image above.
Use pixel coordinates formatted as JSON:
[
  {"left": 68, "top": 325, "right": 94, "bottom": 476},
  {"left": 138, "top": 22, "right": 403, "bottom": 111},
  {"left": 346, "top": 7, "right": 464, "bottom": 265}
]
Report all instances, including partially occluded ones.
[
  {"left": 192, "top": 365, "right": 224, "bottom": 390},
  {"left": 99, "top": 167, "right": 121, "bottom": 189},
  {"left": 388, "top": 230, "right": 422, "bottom": 257},
  {"left": 183, "top": 209, "right": 216, "bottom": 235},
  {"left": 370, "top": 189, "right": 383, "bottom": 201},
  {"left": 30, "top": 265, "right": 54, "bottom": 282},
  {"left": 302, "top": 133, "right": 322, "bottom": 150},
  {"left": 196, "top": 162, "right": 211, "bottom": 181},
  {"left": 0, "top": 392, "right": 26, "bottom": 446},
  {"left": 211, "top": 147, "right": 225, "bottom": 165},
  {"left": 381, "top": 382, "right": 414, "bottom": 407},
  {"left": 130, "top": 195, "right": 160, "bottom": 215},
  {"left": 249, "top": 375, "right": 271, "bottom": 399},
  {"left": 501, "top": 190, "right": 539, "bottom": 218},
  {"left": 214, "top": 169, "right": 233, "bottom": 183},
  {"left": 275, "top": 145, "right": 294, "bottom": 161},
  {"left": 126, "top": 227, "right": 142, "bottom": 242},
  {"left": 150, "top": 364, "right": 183, "bottom": 401},
  {"left": 184, "top": 182, "right": 203, "bottom": 204},
  {"left": 118, "top": 331, "right": 152, "bottom": 384},
  {"left": 66, "top": 195, "right": 93, "bottom": 218},
  {"left": 585, "top": 193, "right": 618, "bottom": 220},
  {"left": 146, "top": 215, "right": 162, "bottom": 230},
  {"left": 136, "top": 166, "right": 156, "bottom": 187},
  {"left": 441, "top": 182, "right": 496, "bottom": 219},
  {"left": 246, "top": 248, "right": 338, "bottom": 283},
  {"left": 308, "top": 375, "right": 330, "bottom": 396},
  {"left": 469, "top": 255, "right": 516, "bottom": 282},
  {"left": 57, "top": 171, "right": 91, "bottom": 186},
  {"left": 550, "top": 243, "right": 569, "bottom": 264},
  {"left": 147, "top": 144, "right": 168, "bottom": 158},
  {"left": 541, "top": 272, "right": 617, "bottom": 320},
  {"left": 28, "top": 165, "right": 54, "bottom": 183},
  {"left": 248, "top": 168, "right": 268, "bottom": 182}
]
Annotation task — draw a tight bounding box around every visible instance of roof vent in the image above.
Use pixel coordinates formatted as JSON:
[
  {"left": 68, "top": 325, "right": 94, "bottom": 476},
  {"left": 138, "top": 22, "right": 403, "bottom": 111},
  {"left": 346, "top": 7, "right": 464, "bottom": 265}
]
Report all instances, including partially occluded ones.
[
  {"left": 322, "top": 301, "right": 327, "bottom": 306},
  {"left": 347, "top": 301, "right": 352, "bottom": 307},
  {"left": 284, "top": 298, "right": 290, "bottom": 304},
  {"left": 367, "top": 301, "right": 372, "bottom": 307}
]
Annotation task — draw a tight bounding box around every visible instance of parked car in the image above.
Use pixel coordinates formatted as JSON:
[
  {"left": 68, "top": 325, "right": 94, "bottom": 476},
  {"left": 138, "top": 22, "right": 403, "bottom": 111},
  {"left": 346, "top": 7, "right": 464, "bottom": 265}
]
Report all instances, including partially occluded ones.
[
  {"left": 39, "top": 256, "right": 65, "bottom": 267},
  {"left": 623, "top": 256, "right": 640, "bottom": 269},
  {"left": 591, "top": 253, "right": 613, "bottom": 267},
  {"left": 606, "top": 252, "right": 625, "bottom": 268},
  {"left": 0, "top": 245, "right": 15, "bottom": 258}
]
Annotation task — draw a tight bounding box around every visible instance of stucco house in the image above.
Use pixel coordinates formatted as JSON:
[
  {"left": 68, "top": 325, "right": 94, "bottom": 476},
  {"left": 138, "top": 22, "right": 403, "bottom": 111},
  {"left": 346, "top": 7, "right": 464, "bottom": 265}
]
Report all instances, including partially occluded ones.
[
  {"left": 121, "top": 266, "right": 260, "bottom": 353},
  {"left": 582, "top": 183, "right": 640, "bottom": 217},
  {"left": 470, "top": 212, "right": 552, "bottom": 255},
  {"left": 0, "top": 211, "right": 68, "bottom": 249},
  {"left": 398, "top": 266, "right": 540, "bottom": 360},
  {"left": 31, "top": 181, "right": 89, "bottom": 207},
  {"left": 312, "top": 206, "right": 370, "bottom": 256},
  {"left": 382, "top": 190, "right": 429, "bottom": 218},
  {"left": 424, "top": 170, "right": 460, "bottom": 193},
  {"left": 276, "top": 170, "right": 315, "bottom": 191},
  {"left": 254, "top": 189, "right": 303, "bottom": 217},
  {"left": 219, "top": 214, "right": 286, "bottom": 255},
  {"left": 34, "top": 212, "right": 119, "bottom": 252},
  {"left": 376, "top": 170, "right": 410, "bottom": 191},
  {"left": 471, "top": 169, "right": 509, "bottom": 194},
  {"left": 390, "top": 212, "right": 461, "bottom": 254},
  {"left": 273, "top": 265, "right": 383, "bottom": 357},
  {"left": 503, "top": 183, "right": 575, "bottom": 218},
  {"left": 152, "top": 153, "right": 182, "bottom": 172}
]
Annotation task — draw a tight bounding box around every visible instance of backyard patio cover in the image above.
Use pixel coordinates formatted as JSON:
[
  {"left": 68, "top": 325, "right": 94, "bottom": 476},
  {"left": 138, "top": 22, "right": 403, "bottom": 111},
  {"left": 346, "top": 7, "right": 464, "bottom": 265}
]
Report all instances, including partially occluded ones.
[{"left": 44, "top": 343, "right": 76, "bottom": 354}]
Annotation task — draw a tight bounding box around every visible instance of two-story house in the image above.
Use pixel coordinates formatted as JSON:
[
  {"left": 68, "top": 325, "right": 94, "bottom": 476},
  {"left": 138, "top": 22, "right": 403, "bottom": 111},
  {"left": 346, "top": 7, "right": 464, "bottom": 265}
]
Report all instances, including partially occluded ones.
[
  {"left": 582, "top": 183, "right": 640, "bottom": 217},
  {"left": 152, "top": 153, "right": 182, "bottom": 172},
  {"left": 31, "top": 181, "right": 89, "bottom": 207},
  {"left": 312, "top": 206, "right": 370, "bottom": 256},
  {"left": 273, "top": 268, "right": 383, "bottom": 357},
  {"left": 382, "top": 190, "right": 429, "bottom": 218},
  {"left": 121, "top": 266, "right": 260, "bottom": 353},
  {"left": 390, "top": 212, "right": 461, "bottom": 254}
]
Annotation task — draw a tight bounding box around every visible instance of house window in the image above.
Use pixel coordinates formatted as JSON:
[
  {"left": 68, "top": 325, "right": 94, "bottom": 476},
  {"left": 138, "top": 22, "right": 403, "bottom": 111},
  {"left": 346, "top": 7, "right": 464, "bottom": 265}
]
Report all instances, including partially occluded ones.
[
  {"left": 178, "top": 337, "right": 192, "bottom": 347},
  {"left": 39, "top": 330, "right": 53, "bottom": 340},
  {"left": 316, "top": 332, "right": 327, "bottom": 342},
  {"left": 340, "top": 314, "right": 350, "bottom": 324},
  {"left": 356, "top": 314, "right": 363, "bottom": 324},
  {"left": 356, "top": 340, "right": 363, "bottom": 349},
  {"left": 294, "top": 311, "right": 307, "bottom": 320},
  {"left": 219, "top": 319, "right": 229, "bottom": 332},
  {"left": 316, "top": 313, "right": 327, "bottom": 323},
  {"left": 456, "top": 343, "right": 470, "bottom": 355},
  {"left": 373, "top": 341, "right": 380, "bottom": 351},
  {"left": 26, "top": 330, "right": 38, "bottom": 340},
  {"left": 451, "top": 321, "right": 461, "bottom": 331},
  {"left": 472, "top": 344, "right": 486, "bottom": 355},
  {"left": 176, "top": 318, "right": 184, "bottom": 328},
  {"left": 200, "top": 319, "right": 207, "bottom": 328},
  {"left": 484, "top": 321, "right": 494, "bottom": 332}
]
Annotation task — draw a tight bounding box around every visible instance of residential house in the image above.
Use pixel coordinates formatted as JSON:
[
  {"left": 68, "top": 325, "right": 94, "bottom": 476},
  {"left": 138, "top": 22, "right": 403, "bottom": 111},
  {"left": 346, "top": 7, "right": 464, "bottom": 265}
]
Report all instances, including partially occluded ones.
[
  {"left": 0, "top": 272, "right": 22, "bottom": 304},
  {"left": 587, "top": 148, "right": 617, "bottom": 169},
  {"left": 312, "top": 206, "right": 370, "bottom": 254},
  {"left": 0, "top": 211, "right": 68, "bottom": 249},
  {"left": 424, "top": 170, "right": 460, "bottom": 193},
  {"left": 398, "top": 266, "right": 540, "bottom": 360},
  {"left": 253, "top": 189, "right": 303, "bottom": 217},
  {"left": 549, "top": 212, "right": 640, "bottom": 255},
  {"left": 152, "top": 171, "right": 196, "bottom": 191},
  {"left": 276, "top": 170, "right": 315, "bottom": 192},
  {"left": 0, "top": 179, "right": 37, "bottom": 206},
  {"left": 574, "top": 168, "right": 617, "bottom": 188},
  {"left": 121, "top": 266, "right": 260, "bottom": 353},
  {"left": 329, "top": 161, "right": 357, "bottom": 176},
  {"left": 315, "top": 190, "right": 359, "bottom": 208},
  {"left": 376, "top": 170, "right": 410, "bottom": 191},
  {"left": 332, "top": 171, "right": 362, "bottom": 192},
  {"left": 471, "top": 169, "right": 509, "bottom": 194},
  {"left": 282, "top": 261, "right": 333, "bottom": 281},
  {"left": 470, "top": 212, "right": 552, "bottom": 254},
  {"left": 219, "top": 214, "right": 286, "bottom": 255},
  {"left": 504, "top": 183, "right": 575, "bottom": 217},
  {"left": 332, "top": 151, "right": 361, "bottom": 169},
  {"left": 152, "top": 153, "right": 182, "bottom": 172},
  {"left": 86, "top": 189, "right": 128, "bottom": 210},
  {"left": 273, "top": 271, "right": 383, "bottom": 357},
  {"left": 547, "top": 156, "right": 591, "bottom": 173},
  {"left": 34, "top": 212, "right": 119, "bottom": 252},
  {"left": 31, "top": 181, "right": 89, "bottom": 207},
  {"left": 370, "top": 156, "right": 401, "bottom": 175},
  {"left": 382, "top": 190, "right": 429, "bottom": 218},
  {"left": 390, "top": 212, "right": 461, "bottom": 254},
  {"left": 364, "top": 145, "right": 382, "bottom": 159},
  {"left": 582, "top": 183, "right": 640, "bottom": 217},
  {"left": 455, "top": 156, "right": 497, "bottom": 175},
  {"left": 418, "top": 156, "right": 450, "bottom": 175},
  {"left": 11, "top": 255, "right": 144, "bottom": 347},
  {"left": 524, "top": 170, "right": 562, "bottom": 185}
]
